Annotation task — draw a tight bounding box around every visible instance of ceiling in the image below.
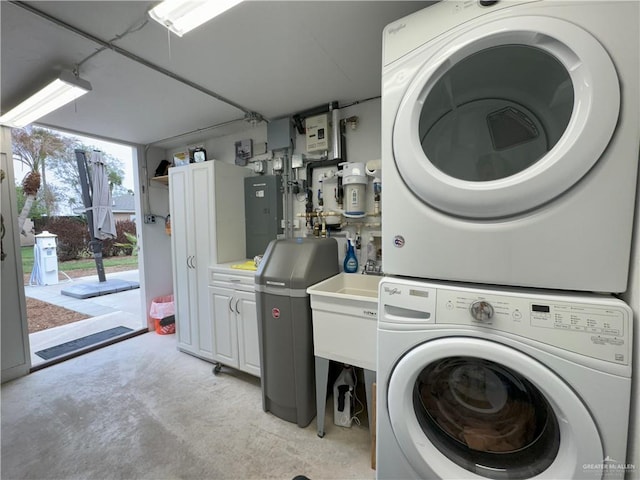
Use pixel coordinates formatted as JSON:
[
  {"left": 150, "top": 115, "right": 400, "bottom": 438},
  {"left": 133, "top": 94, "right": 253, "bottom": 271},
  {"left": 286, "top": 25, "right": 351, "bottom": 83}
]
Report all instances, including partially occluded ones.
[{"left": 1, "top": 1, "right": 432, "bottom": 149}]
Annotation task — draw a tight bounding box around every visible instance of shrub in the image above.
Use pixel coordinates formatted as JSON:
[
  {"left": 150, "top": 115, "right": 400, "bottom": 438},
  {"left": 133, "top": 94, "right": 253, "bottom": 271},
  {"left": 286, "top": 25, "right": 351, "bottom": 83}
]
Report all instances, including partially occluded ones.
[
  {"left": 103, "top": 220, "right": 137, "bottom": 257},
  {"left": 37, "top": 216, "right": 136, "bottom": 260},
  {"left": 40, "top": 216, "right": 90, "bottom": 261}
]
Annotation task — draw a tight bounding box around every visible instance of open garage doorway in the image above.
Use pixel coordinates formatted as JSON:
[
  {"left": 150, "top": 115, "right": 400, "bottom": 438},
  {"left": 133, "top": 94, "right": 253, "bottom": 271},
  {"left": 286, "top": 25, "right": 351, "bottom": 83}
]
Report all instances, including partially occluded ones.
[{"left": 13, "top": 126, "right": 147, "bottom": 369}]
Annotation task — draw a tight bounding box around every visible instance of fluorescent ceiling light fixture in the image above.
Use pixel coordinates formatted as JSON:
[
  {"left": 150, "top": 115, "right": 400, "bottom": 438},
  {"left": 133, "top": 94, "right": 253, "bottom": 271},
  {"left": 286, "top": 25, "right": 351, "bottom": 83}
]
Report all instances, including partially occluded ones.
[
  {"left": 149, "top": 0, "right": 243, "bottom": 37},
  {"left": 0, "top": 71, "right": 91, "bottom": 128}
]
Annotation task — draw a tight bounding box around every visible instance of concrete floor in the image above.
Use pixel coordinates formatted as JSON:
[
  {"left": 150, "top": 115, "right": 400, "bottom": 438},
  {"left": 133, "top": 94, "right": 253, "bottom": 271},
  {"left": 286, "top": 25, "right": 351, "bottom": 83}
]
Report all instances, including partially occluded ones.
[{"left": 1, "top": 333, "right": 374, "bottom": 480}]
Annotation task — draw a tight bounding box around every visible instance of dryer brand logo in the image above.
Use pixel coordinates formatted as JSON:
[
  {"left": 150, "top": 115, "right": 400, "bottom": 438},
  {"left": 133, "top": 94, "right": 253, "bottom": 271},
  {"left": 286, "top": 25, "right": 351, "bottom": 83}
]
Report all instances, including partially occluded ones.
[
  {"left": 383, "top": 286, "right": 401, "bottom": 296},
  {"left": 363, "top": 310, "right": 377, "bottom": 318},
  {"left": 387, "top": 23, "right": 406, "bottom": 35},
  {"left": 393, "top": 235, "right": 405, "bottom": 248},
  {"left": 271, "top": 308, "right": 280, "bottom": 319}
]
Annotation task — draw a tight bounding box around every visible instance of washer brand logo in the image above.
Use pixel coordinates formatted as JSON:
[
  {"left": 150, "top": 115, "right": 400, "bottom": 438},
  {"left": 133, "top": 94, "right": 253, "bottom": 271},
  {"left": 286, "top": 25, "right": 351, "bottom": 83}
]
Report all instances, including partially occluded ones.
[
  {"left": 393, "top": 235, "right": 405, "bottom": 248},
  {"left": 363, "top": 310, "right": 377, "bottom": 318},
  {"left": 272, "top": 308, "right": 280, "bottom": 319},
  {"left": 388, "top": 23, "right": 406, "bottom": 35},
  {"left": 383, "top": 286, "right": 401, "bottom": 296},
  {"left": 583, "top": 457, "right": 635, "bottom": 475}
]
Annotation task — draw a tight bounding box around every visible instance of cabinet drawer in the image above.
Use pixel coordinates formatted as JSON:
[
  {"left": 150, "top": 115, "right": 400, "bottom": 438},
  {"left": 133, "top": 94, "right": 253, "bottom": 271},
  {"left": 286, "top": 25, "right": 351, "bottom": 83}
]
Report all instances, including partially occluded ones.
[{"left": 209, "top": 270, "right": 255, "bottom": 289}]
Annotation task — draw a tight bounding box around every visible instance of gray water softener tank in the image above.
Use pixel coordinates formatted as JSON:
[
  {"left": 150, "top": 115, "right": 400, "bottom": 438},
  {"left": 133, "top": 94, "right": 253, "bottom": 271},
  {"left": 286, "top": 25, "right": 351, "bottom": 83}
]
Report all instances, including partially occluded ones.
[{"left": 255, "top": 237, "right": 339, "bottom": 427}]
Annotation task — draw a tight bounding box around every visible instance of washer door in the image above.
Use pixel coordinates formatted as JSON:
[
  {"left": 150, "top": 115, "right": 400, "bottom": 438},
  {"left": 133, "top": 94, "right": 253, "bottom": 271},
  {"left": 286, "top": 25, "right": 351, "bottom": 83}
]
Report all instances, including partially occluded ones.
[
  {"left": 387, "top": 338, "right": 603, "bottom": 479},
  {"left": 392, "top": 16, "right": 619, "bottom": 218}
]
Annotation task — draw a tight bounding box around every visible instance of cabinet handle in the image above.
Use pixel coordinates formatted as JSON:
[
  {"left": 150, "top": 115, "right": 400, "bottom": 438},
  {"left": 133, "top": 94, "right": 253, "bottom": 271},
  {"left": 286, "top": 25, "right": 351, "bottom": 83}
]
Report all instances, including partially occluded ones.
[
  {"left": 228, "top": 297, "right": 234, "bottom": 312},
  {"left": 234, "top": 298, "right": 240, "bottom": 314}
]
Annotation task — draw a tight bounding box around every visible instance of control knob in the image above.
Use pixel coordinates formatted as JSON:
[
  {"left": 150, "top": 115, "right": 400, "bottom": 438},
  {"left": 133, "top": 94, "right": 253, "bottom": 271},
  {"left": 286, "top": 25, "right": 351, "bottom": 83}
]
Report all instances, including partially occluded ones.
[{"left": 470, "top": 300, "right": 494, "bottom": 322}]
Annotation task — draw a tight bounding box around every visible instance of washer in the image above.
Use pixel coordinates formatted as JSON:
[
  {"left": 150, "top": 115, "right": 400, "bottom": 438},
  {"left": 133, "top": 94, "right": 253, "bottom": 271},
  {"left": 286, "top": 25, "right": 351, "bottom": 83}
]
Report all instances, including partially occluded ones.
[
  {"left": 381, "top": 0, "right": 640, "bottom": 293},
  {"left": 376, "top": 277, "right": 633, "bottom": 479}
]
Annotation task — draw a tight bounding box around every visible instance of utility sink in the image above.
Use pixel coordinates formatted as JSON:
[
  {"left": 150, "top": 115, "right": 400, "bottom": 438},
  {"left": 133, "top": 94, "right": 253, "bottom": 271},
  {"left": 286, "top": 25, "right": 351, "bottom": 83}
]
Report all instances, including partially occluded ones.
[
  {"left": 307, "top": 272, "right": 381, "bottom": 300},
  {"left": 307, "top": 273, "right": 381, "bottom": 371}
]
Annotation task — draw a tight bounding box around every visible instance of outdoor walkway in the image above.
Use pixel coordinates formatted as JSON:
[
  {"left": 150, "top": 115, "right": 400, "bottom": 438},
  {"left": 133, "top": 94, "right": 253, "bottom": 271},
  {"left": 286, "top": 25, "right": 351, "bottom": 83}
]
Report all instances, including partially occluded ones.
[{"left": 24, "top": 269, "right": 147, "bottom": 368}]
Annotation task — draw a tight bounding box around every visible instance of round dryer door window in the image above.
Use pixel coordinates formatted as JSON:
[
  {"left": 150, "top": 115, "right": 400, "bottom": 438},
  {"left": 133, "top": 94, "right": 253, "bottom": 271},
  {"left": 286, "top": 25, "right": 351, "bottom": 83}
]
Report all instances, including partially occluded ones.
[
  {"left": 392, "top": 16, "right": 620, "bottom": 218},
  {"left": 387, "top": 338, "right": 603, "bottom": 479},
  {"left": 414, "top": 357, "right": 559, "bottom": 478}
]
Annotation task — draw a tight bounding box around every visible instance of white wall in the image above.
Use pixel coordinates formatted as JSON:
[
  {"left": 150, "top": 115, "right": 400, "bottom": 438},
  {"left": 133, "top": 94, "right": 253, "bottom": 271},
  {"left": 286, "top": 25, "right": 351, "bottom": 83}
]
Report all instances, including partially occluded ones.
[
  {"left": 161, "top": 99, "right": 384, "bottom": 266},
  {"left": 138, "top": 145, "right": 174, "bottom": 330}
]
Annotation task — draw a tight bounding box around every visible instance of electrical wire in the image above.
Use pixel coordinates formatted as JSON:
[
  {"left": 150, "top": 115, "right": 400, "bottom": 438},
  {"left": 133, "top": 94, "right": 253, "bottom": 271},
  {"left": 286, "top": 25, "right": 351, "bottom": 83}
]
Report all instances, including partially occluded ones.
[
  {"left": 77, "top": 17, "right": 150, "bottom": 68},
  {"left": 346, "top": 366, "right": 365, "bottom": 426},
  {"left": 340, "top": 95, "right": 381, "bottom": 109}
]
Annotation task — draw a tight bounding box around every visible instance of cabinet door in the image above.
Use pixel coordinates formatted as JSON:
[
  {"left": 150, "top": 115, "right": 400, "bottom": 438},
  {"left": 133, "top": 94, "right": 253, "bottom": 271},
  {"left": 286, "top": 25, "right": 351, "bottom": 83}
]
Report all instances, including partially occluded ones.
[
  {"left": 236, "top": 290, "right": 261, "bottom": 377},
  {"left": 190, "top": 163, "right": 215, "bottom": 359},
  {"left": 169, "top": 166, "right": 197, "bottom": 353},
  {"left": 209, "top": 286, "right": 239, "bottom": 368}
]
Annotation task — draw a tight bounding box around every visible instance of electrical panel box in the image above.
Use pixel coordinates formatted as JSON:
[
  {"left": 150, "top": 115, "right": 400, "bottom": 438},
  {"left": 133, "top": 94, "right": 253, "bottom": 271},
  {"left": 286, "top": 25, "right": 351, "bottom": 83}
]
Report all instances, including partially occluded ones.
[
  {"left": 244, "top": 175, "right": 283, "bottom": 258},
  {"left": 306, "top": 114, "right": 329, "bottom": 152},
  {"left": 268, "top": 117, "right": 294, "bottom": 151}
]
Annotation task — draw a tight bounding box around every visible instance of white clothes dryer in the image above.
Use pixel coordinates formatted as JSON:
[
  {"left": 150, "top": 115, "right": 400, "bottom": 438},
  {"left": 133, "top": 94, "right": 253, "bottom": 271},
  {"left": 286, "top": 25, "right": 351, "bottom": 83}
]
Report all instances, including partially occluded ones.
[
  {"left": 381, "top": 0, "right": 640, "bottom": 293},
  {"left": 376, "top": 277, "right": 633, "bottom": 480}
]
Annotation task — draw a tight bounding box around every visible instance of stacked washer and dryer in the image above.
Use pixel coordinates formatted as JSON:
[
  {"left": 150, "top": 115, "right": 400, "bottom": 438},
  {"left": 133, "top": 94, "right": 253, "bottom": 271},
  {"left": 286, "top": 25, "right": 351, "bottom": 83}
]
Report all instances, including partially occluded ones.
[{"left": 377, "top": 1, "right": 639, "bottom": 479}]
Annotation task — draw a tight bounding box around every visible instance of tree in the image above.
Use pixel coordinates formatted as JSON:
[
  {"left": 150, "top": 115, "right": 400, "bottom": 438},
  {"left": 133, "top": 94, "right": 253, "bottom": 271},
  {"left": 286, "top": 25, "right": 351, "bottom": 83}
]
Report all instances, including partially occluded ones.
[
  {"left": 15, "top": 186, "right": 47, "bottom": 219},
  {"left": 12, "top": 127, "right": 72, "bottom": 232},
  {"left": 48, "top": 143, "right": 126, "bottom": 210}
]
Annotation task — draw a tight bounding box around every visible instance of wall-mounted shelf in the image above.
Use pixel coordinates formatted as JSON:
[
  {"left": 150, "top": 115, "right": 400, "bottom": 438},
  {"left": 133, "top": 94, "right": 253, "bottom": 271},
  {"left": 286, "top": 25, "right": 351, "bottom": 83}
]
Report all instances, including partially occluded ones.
[{"left": 151, "top": 175, "right": 169, "bottom": 185}]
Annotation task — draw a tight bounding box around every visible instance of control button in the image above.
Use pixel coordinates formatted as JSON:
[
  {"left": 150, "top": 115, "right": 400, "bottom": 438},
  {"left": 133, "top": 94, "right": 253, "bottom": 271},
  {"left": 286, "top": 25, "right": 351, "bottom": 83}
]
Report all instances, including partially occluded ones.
[
  {"left": 470, "top": 300, "right": 494, "bottom": 322},
  {"left": 512, "top": 309, "right": 522, "bottom": 320}
]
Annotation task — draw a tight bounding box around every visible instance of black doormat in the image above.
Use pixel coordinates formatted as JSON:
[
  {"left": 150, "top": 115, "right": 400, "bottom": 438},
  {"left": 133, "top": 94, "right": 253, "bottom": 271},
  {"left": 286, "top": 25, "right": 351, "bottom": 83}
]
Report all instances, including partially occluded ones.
[{"left": 35, "top": 326, "right": 133, "bottom": 360}]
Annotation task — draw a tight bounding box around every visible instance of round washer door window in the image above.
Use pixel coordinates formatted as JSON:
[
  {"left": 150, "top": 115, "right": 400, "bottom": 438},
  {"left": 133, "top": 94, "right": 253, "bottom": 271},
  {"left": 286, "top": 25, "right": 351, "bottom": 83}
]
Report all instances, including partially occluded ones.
[
  {"left": 387, "top": 338, "right": 603, "bottom": 479},
  {"left": 392, "top": 16, "right": 619, "bottom": 218}
]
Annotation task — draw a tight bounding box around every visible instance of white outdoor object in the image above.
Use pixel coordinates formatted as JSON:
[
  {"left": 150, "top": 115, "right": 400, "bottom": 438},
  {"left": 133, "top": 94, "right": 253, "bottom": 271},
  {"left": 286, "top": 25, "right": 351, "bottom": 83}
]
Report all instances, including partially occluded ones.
[{"left": 33, "top": 231, "right": 58, "bottom": 285}]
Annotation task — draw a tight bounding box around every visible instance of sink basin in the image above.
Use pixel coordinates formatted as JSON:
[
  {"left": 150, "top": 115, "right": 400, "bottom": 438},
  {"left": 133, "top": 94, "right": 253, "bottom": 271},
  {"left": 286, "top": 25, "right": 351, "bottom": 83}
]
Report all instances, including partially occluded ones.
[
  {"left": 306, "top": 273, "right": 380, "bottom": 300},
  {"left": 307, "top": 273, "right": 381, "bottom": 371}
]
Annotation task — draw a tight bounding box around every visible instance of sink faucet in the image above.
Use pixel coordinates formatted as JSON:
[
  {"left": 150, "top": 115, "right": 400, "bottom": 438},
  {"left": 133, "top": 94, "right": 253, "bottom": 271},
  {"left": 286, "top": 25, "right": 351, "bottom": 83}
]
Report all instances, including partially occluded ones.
[{"left": 362, "top": 259, "right": 382, "bottom": 275}]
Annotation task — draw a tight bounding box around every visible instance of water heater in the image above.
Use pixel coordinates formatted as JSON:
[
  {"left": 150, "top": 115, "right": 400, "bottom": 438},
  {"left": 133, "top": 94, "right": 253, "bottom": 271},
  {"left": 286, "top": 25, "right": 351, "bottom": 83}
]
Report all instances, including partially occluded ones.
[{"left": 306, "top": 114, "right": 330, "bottom": 152}]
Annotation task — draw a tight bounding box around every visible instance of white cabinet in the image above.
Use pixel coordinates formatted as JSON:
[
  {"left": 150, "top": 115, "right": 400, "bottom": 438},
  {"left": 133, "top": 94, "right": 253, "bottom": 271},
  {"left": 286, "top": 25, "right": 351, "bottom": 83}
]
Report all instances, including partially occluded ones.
[
  {"left": 209, "top": 268, "right": 261, "bottom": 377},
  {"left": 169, "top": 161, "right": 249, "bottom": 361}
]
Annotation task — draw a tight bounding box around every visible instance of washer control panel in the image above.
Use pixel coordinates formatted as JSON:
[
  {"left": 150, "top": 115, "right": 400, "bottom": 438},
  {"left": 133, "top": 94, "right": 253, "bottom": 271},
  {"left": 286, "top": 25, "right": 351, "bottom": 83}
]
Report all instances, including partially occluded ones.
[{"left": 379, "top": 279, "right": 632, "bottom": 366}]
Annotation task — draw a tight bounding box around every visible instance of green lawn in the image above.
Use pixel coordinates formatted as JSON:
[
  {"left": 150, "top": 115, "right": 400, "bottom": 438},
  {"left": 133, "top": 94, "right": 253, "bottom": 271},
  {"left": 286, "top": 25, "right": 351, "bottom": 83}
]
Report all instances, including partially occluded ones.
[{"left": 21, "top": 246, "right": 138, "bottom": 275}]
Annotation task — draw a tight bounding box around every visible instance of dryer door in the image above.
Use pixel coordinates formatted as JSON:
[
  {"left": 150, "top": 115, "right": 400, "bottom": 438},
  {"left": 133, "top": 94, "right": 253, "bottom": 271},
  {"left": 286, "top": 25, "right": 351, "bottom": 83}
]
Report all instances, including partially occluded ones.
[
  {"left": 387, "top": 337, "right": 603, "bottom": 479},
  {"left": 392, "top": 16, "right": 619, "bottom": 219}
]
